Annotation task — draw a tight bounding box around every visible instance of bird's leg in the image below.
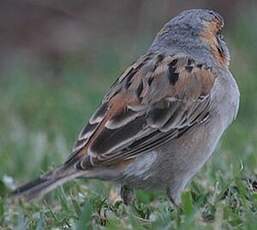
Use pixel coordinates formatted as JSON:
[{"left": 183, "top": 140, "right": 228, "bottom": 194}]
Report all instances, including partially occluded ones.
[
  {"left": 120, "top": 185, "right": 135, "bottom": 205},
  {"left": 167, "top": 186, "right": 184, "bottom": 226},
  {"left": 166, "top": 186, "right": 181, "bottom": 208}
]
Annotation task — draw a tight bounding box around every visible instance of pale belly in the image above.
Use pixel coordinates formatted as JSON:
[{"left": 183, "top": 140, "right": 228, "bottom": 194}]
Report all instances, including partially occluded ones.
[{"left": 121, "top": 112, "right": 226, "bottom": 193}]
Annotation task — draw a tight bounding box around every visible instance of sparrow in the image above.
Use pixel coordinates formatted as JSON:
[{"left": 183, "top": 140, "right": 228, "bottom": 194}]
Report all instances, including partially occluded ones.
[{"left": 12, "top": 9, "right": 240, "bottom": 205}]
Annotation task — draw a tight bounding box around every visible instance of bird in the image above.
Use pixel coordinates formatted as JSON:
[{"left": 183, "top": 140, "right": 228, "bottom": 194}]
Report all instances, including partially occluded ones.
[{"left": 11, "top": 9, "right": 240, "bottom": 205}]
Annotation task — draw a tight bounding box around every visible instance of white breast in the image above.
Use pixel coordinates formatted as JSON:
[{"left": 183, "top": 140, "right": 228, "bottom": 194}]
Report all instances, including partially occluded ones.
[{"left": 212, "top": 70, "right": 240, "bottom": 130}]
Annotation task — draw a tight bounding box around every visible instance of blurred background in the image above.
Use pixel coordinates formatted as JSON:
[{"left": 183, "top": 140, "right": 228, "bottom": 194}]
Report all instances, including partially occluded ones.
[{"left": 0, "top": 0, "right": 257, "bottom": 200}]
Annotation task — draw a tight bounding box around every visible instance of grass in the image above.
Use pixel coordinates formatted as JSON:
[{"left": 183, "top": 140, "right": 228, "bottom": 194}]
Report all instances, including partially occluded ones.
[{"left": 1, "top": 12, "right": 257, "bottom": 229}]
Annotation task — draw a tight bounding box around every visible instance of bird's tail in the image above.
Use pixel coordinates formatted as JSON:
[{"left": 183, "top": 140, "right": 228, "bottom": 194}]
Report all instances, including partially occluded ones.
[{"left": 11, "top": 165, "right": 84, "bottom": 201}]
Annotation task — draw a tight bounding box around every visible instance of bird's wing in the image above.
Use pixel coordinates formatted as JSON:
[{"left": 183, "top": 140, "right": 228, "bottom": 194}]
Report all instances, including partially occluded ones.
[{"left": 64, "top": 53, "right": 217, "bottom": 169}]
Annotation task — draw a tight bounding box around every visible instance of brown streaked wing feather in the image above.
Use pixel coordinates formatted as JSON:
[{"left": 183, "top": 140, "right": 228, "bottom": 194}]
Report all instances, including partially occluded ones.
[
  {"left": 67, "top": 53, "right": 216, "bottom": 168},
  {"left": 64, "top": 54, "right": 152, "bottom": 166}
]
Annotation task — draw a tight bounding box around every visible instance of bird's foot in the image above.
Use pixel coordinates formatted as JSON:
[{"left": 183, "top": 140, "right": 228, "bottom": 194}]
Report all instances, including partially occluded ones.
[{"left": 120, "top": 185, "right": 135, "bottom": 205}]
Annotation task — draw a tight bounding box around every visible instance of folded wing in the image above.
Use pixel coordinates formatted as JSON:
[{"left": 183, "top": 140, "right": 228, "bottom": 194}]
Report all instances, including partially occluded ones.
[{"left": 65, "top": 53, "right": 216, "bottom": 169}]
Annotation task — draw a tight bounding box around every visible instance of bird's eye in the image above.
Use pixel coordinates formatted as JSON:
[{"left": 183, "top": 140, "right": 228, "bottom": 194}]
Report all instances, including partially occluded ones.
[
  {"left": 217, "top": 31, "right": 224, "bottom": 40},
  {"left": 219, "top": 33, "right": 224, "bottom": 40}
]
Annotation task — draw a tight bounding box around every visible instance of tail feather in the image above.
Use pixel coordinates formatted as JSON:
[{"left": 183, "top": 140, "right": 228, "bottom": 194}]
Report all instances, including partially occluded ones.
[{"left": 11, "top": 165, "right": 84, "bottom": 201}]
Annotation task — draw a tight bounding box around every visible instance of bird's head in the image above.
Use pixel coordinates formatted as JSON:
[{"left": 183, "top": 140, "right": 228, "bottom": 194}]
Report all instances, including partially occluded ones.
[{"left": 150, "top": 9, "right": 230, "bottom": 67}]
